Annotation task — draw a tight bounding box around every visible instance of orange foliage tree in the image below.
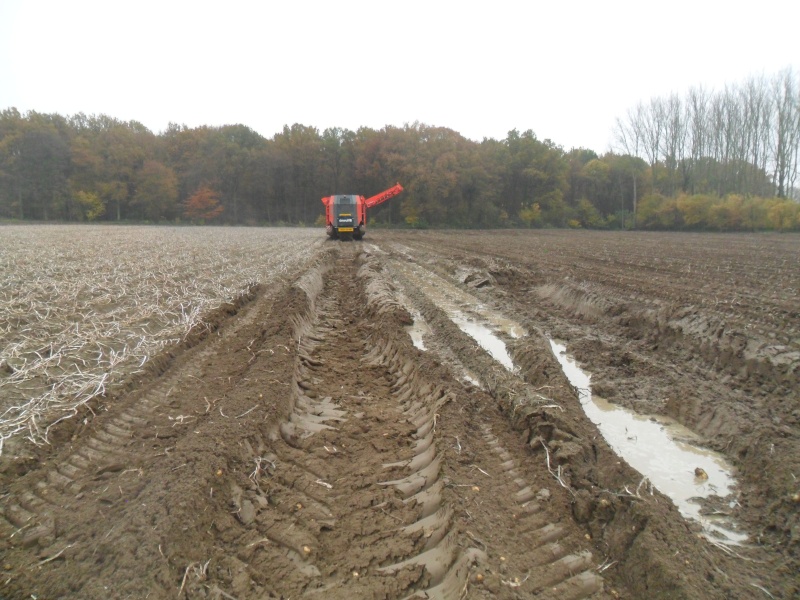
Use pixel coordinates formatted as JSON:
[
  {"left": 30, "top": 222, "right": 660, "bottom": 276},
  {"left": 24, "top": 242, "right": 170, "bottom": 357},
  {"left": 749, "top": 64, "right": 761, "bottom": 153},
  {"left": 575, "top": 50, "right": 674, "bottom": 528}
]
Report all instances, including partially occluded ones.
[{"left": 183, "top": 185, "right": 223, "bottom": 222}]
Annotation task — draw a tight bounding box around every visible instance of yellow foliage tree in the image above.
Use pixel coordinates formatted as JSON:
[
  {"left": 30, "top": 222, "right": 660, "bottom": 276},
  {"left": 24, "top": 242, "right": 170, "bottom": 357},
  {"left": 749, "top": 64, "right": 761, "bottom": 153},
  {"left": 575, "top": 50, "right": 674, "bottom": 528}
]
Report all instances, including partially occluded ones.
[
  {"left": 768, "top": 201, "right": 800, "bottom": 231},
  {"left": 73, "top": 190, "right": 105, "bottom": 221},
  {"left": 676, "top": 193, "right": 711, "bottom": 227},
  {"left": 518, "top": 203, "right": 541, "bottom": 227}
]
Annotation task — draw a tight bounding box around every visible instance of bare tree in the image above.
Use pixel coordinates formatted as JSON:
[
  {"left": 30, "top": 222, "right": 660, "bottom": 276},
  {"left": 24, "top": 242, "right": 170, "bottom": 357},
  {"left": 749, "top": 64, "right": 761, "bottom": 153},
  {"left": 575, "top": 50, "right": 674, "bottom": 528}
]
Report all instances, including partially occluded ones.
[
  {"left": 661, "top": 93, "right": 685, "bottom": 195},
  {"left": 641, "top": 98, "right": 665, "bottom": 188},
  {"left": 686, "top": 85, "right": 709, "bottom": 194},
  {"left": 612, "top": 108, "right": 645, "bottom": 226},
  {"left": 770, "top": 69, "right": 800, "bottom": 198},
  {"left": 739, "top": 75, "right": 771, "bottom": 195},
  {"left": 614, "top": 67, "right": 800, "bottom": 199},
  {"left": 613, "top": 104, "right": 643, "bottom": 157}
]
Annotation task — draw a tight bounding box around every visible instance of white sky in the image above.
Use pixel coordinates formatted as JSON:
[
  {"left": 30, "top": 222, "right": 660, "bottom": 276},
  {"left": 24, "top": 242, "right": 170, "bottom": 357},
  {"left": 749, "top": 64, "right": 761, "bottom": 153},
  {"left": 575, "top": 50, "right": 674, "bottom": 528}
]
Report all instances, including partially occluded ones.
[{"left": 1, "top": 0, "right": 798, "bottom": 153}]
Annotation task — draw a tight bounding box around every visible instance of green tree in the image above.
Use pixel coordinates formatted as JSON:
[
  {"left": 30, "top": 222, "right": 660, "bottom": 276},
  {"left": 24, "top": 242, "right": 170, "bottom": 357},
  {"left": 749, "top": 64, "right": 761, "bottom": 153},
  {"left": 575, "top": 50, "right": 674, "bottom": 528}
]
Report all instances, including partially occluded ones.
[
  {"left": 0, "top": 108, "right": 26, "bottom": 218},
  {"left": 564, "top": 148, "right": 598, "bottom": 206},
  {"left": 576, "top": 198, "right": 606, "bottom": 228},
  {"left": 580, "top": 159, "right": 610, "bottom": 205},
  {"left": 401, "top": 197, "right": 421, "bottom": 226},
  {"left": 320, "top": 127, "right": 355, "bottom": 193},
  {"left": 0, "top": 112, "right": 71, "bottom": 220},
  {"left": 269, "top": 124, "right": 325, "bottom": 224}
]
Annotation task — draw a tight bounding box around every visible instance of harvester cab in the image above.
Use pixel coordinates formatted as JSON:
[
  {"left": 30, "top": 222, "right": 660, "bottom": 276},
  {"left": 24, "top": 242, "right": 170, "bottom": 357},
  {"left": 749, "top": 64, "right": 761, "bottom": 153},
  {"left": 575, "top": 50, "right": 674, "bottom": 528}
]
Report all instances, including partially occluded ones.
[
  {"left": 322, "top": 183, "right": 403, "bottom": 240},
  {"left": 329, "top": 195, "right": 359, "bottom": 240}
]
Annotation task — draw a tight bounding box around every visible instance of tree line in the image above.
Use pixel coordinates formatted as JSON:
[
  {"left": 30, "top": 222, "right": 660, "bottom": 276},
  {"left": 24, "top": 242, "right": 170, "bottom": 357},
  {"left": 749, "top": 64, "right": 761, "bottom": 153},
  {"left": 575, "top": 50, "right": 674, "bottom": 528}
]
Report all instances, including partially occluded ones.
[
  {"left": 1, "top": 69, "right": 798, "bottom": 232},
  {"left": 614, "top": 68, "right": 799, "bottom": 202}
]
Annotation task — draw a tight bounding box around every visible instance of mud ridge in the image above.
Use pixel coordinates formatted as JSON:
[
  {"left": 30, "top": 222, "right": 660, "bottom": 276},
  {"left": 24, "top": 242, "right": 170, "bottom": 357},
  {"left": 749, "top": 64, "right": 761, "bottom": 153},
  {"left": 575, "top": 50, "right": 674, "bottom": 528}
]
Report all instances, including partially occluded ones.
[
  {"left": 520, "top": 279, "right": 800, "bottom": 561},
  {"left": 356, "top": 253, "right": 487, "bottom": 598},
  {"left": 535, "top": 282, "right": 799, "bottom": 393},
  {"left": 0, "top": 267, "right": 304, "bottom": 597},
  {"left": 428, "top": 244, "right": 798, "bottom": 573},
  {"left": 372, "top": 251, "right": 616, "bottom": 599},
  {"left": 379, "top": 243, "right": 780, "bottom": 599}
]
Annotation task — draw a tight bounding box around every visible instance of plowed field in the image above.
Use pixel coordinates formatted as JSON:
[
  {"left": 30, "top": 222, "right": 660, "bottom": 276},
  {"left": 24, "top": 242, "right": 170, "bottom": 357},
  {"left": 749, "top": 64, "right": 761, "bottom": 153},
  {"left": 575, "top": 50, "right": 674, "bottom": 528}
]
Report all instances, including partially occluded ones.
[{"left": 1, "top": 227, "right": 798, "bottom": 599}]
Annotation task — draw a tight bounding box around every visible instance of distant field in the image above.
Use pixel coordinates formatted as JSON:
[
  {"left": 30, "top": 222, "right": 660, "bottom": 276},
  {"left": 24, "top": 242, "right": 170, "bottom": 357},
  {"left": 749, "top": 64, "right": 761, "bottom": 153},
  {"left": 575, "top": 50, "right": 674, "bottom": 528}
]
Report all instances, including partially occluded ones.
[{"left": 0, "top": 225, "right": 321, "bottom": 453}]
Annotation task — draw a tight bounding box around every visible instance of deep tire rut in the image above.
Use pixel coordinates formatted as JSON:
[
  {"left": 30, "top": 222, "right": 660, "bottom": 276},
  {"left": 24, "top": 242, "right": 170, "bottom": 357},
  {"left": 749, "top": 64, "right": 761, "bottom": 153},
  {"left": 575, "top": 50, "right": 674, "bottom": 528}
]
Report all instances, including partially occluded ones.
[
  {"left": 231, "top": 250, "right": 483, "bottom": 598},
  {"left": 1, "top": 246, "right": 610, "bottom": 599}
]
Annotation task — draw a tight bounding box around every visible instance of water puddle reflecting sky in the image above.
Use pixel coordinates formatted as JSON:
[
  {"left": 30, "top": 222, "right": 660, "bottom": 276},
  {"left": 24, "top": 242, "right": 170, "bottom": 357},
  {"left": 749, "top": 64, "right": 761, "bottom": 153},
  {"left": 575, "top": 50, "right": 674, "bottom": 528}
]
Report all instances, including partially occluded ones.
[
  {"left": 393, "top": 261, "right": 523, "bottom": 372},
  {"left": 550, "top": 340, "right": 746, "bottom": 544},
  {"left": 404, "top": 308, "right": 431, "bottom": 351}
]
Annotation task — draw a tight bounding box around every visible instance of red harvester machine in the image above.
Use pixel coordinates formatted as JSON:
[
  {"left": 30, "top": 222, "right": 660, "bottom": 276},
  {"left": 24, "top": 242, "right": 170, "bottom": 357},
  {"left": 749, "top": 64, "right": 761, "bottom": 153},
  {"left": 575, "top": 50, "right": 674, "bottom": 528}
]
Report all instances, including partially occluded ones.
[{"left": 321, "top": 183, "right": 403, "bottom": 241}]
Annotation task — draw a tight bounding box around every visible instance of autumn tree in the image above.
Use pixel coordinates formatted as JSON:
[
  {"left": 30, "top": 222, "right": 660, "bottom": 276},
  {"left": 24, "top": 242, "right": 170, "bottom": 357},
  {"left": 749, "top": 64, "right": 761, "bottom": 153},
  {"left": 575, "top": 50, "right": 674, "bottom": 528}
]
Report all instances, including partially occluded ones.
[
  {"left": 518, "top": 202, "right": 541, "bottom": 227},
  {"left": 3, "top": 80, "right": 797, "bottom": 231},
  {"left": 73, "top": 190, "right": 105, "bottom": 220},
  {"left": 128, "top": 160, "right": 178, "bottom": 220},
  {"left": 183, "top": 185, "right": 223, "bottom": 222},
  {"left": 58, "top": 115, "right": 156, "bottom": 221}
]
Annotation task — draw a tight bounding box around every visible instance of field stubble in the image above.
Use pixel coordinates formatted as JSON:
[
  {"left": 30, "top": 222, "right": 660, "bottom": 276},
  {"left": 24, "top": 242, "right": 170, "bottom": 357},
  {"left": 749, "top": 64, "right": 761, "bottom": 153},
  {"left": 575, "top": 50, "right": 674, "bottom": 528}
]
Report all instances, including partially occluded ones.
[{"left": 0, "top": 225, "right": 321, "bottom": 456}]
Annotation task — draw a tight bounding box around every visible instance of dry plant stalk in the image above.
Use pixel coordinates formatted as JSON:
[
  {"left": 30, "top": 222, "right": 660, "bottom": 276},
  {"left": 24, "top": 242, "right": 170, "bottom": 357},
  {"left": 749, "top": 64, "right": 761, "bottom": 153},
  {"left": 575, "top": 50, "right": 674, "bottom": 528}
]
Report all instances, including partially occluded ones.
[{"left": 0, "top": 225, "right": 320, "bottom": 455}]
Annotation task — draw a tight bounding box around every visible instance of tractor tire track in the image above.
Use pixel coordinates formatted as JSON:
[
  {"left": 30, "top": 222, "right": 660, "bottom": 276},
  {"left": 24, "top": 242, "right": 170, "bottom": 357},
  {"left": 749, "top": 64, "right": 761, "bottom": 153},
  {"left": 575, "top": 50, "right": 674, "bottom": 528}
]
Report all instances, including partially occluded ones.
[
  {"left": 219, "top": 247, "right": 483, "bottom": 599},
  {"left": 2, "top": 230, "right": 792, "bottom": 600},
  {"left": 0, "top": 285, "right": 270, "bottom": 552},
  {"left": 3, "top": 242, "right": 615, "bottom": 599},
  {"left": 0, "top": 259, "right": 315, "bottom": 598}
]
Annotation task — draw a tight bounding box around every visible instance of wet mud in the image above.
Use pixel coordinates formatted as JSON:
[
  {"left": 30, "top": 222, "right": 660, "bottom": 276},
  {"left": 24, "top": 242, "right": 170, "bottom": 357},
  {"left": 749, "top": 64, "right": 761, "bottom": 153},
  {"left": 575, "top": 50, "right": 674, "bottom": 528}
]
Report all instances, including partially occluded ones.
[{"left": 1, "top": 230, "right": 798, "bottom": 599}]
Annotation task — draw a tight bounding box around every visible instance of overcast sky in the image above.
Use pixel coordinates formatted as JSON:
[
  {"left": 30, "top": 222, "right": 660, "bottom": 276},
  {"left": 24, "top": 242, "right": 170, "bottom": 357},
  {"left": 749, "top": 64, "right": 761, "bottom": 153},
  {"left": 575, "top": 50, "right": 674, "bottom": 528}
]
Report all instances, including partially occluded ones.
[{"left": 1, "top": 1, "right": 798, "bottom": 153}]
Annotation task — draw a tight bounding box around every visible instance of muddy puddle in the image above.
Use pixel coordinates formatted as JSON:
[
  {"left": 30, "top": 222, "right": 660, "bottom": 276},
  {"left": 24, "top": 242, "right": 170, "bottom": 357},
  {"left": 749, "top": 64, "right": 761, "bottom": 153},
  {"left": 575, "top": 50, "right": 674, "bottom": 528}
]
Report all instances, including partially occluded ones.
[
  {"left": 392, "top": 261, "right": 524, "bottom": 372},
  {"left": 550, "top": 340, "right": 746, "bottom": 544},
  {"left": 394, "top": 283, "right": 483, "bottom": 387},
  {"left": 404, "top": 308, "right": 431, "bottom": 350},
  {"left": 391, "top": 257, "right": 745, "bottom": 543}
]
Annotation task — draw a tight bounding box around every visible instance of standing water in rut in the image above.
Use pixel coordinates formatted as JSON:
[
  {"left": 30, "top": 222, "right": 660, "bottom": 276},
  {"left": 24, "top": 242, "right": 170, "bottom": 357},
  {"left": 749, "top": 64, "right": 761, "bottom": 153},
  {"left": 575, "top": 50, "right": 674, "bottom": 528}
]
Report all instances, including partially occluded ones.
[
  {"left": 392, "top": 254, "right": 746, "bottom": 544},
  {"left": 392, "top": 260, "right": 524, "bottom": 371},
  {"left": 550, "top": 340, "right": 746, "bottom": 544}
]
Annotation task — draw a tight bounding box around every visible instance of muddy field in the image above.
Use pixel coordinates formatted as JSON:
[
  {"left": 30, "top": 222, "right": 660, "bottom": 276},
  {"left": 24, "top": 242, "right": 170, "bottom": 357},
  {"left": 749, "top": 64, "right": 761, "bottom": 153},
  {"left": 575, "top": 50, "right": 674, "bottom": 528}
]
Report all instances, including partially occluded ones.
[{"left": 1, "top": 227, "right": 798, "bottom": 599}]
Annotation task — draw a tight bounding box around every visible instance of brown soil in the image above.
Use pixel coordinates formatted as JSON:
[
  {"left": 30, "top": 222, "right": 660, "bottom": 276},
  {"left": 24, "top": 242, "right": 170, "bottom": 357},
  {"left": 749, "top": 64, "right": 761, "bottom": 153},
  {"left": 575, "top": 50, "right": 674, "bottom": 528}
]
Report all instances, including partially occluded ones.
[{"left": 1, "top": 230, "right": 798, "bottom": 599}]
